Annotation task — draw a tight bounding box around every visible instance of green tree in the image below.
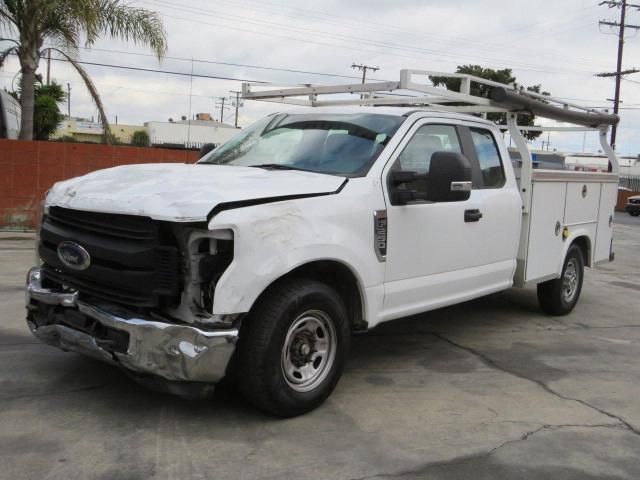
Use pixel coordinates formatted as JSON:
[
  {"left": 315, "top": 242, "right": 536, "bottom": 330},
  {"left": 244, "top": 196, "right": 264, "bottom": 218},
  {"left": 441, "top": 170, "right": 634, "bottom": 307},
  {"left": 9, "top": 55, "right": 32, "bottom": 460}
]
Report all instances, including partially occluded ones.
[
  {"left": 131, "top": 129, "right": 149, "bottom": 147},
  {"left": 33, "top": 81, "right": 65, "bottom": 140},
  {"left": 430, "top": 65, "right": 550, "bottom": 141},
  {"left": 0, "top": 0, "right": 167, "bottom": 142}
]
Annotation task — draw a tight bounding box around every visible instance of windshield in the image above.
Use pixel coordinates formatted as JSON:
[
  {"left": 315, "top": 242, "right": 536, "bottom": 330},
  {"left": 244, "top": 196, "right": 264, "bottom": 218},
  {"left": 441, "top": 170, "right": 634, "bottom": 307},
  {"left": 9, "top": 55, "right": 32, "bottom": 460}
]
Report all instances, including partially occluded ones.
[{"left": 198, "top": 113, "right": 404, "bottom": 176}]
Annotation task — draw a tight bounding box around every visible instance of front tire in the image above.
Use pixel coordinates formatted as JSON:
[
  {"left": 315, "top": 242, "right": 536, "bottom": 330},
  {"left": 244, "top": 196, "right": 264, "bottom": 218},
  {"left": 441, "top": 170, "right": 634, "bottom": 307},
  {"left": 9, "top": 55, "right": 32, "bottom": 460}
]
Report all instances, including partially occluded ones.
[
  {"left": 537, "top": 244, "right": 584, "bottom": 316},
  {"left": 235, "top": 278, "right": 350, "bottom": 417}
]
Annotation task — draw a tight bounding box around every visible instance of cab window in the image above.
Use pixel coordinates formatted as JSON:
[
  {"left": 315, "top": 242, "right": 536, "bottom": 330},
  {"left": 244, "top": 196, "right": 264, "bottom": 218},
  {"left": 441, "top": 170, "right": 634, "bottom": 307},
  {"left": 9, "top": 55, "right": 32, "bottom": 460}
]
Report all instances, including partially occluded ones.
[
  {"left": 389, "top": 124, "right": 462, "bottom": 203},
  {"left": 469, "top": 128, "right": 505, "bottom": 188}
]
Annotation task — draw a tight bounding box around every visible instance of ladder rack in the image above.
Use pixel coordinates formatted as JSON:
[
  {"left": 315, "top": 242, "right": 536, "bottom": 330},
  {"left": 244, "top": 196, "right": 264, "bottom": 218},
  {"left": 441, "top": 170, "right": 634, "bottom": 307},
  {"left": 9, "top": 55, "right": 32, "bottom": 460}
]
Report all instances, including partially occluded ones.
[{"left": 242, "top": 69, "right": 619, "bottom": 128}]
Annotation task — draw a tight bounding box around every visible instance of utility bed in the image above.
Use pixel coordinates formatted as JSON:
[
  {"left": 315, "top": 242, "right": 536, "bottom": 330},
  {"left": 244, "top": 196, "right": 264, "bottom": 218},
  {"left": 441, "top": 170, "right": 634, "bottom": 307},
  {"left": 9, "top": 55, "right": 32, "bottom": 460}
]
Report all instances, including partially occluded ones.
[{"left": 515, "top": 169, "right": 618, "bottom": 285}]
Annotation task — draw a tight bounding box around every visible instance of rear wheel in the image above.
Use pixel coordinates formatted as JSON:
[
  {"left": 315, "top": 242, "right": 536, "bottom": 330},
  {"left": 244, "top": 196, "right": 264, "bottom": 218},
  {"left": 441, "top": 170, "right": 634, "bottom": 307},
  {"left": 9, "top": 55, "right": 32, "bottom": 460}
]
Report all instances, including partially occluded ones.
[
  {"left": 537, "top": 244, "right": 584, "bottom": 316},
  {"left": 630, "top": 211, "right": 639, "bottom": 217},
  {"left": 235, "top": 278, "right": 349, "bottom": 417}
]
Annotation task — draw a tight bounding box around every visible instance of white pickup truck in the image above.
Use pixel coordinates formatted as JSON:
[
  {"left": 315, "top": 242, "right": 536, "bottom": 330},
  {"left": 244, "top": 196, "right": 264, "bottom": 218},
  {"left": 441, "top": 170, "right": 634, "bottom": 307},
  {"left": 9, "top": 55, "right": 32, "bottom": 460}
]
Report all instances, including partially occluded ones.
[{"left": 26, "top": 70, "right": 620, "bottom": 416}]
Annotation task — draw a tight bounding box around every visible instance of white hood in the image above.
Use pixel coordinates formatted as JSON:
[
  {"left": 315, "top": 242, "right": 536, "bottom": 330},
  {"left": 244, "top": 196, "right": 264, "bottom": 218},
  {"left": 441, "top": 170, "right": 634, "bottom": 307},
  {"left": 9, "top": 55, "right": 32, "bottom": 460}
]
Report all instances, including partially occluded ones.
[{"left": 45, "top": 163, "right": 346, "bottom": 222}]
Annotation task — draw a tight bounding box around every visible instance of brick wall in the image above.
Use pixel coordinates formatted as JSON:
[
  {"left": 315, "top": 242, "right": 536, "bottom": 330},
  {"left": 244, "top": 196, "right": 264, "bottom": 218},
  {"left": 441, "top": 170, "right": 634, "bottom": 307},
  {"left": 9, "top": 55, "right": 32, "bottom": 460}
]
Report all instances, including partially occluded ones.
[{"left": 0, "top": 139, "right": 200, "bottom": 230}]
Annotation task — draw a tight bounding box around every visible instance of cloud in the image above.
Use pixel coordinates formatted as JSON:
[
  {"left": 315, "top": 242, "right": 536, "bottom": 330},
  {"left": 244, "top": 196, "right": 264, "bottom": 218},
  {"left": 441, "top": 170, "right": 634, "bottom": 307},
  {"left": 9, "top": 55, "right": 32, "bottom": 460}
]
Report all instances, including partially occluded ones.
[{"left": 1, "top": 0, "right": 638, "bottom": 154}]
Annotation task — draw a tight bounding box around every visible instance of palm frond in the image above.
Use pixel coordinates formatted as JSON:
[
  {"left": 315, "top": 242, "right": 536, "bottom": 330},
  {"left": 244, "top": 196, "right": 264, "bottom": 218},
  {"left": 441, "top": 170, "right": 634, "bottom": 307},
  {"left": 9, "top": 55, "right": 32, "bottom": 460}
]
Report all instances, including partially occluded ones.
[
  {"left": 92, "top": 0, "right": 167, "bottom": 59},
  {"left": 0, "top": 1, "right": 18, "bottom": 28},
  {"left": 51, "top": 47, "right": 113, "bottom": 144},
  {"left": 0, "top": 45, "right": 17, "bottom": 67}
]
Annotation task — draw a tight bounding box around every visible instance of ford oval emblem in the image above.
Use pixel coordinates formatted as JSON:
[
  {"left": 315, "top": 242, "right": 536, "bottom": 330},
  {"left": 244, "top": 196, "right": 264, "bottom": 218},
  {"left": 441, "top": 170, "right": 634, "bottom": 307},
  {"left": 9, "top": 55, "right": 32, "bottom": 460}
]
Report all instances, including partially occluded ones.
[{"left": 57, "top": 241, "right": 91, "bottom": 271}]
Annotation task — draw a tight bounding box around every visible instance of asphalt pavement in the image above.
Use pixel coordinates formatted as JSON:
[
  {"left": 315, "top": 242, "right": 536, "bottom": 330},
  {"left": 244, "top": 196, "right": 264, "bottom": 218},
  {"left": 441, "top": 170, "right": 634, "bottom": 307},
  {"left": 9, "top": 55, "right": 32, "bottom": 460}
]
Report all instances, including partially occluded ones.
[
  {"left": 615, "top": 210, "right": 640, "bottom": 227},
  {"left": 1, "top": 224, "right": 639, "bottom": 480}
]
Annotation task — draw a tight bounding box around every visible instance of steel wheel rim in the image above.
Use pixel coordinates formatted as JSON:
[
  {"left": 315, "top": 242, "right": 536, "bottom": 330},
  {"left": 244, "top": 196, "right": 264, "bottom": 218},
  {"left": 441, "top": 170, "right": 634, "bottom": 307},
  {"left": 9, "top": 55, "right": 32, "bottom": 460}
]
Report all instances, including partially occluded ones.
[
  {"left": 281, "top": 310, "right": 337, "bottom": 393},
  {"left": 562, "top": 258, "right": 579, "bottom": 303}
]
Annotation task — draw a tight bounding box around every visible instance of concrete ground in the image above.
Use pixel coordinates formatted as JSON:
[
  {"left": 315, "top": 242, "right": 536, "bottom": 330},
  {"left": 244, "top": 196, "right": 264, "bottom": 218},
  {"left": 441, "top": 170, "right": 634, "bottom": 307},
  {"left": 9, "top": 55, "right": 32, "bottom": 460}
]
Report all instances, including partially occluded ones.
[
  {"left": 615, "top": 210, "right": 640, "bottom": 227},
  {"left": 1, "top": 223, "right": 639, "bottom": 480}
]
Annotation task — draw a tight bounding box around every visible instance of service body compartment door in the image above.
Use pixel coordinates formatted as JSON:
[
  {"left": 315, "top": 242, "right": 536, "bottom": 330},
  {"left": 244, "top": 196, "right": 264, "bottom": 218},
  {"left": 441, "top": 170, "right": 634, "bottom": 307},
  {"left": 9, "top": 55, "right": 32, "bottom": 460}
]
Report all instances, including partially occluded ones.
[
  {"left": 564, "top": 182, "right": 601, "bottom": 225},
  {"left": 594, "top": 182, "right": 617, "bottom": 263},
  {"left": 525, "top": 181, "right": 567, "bottom": 282}
]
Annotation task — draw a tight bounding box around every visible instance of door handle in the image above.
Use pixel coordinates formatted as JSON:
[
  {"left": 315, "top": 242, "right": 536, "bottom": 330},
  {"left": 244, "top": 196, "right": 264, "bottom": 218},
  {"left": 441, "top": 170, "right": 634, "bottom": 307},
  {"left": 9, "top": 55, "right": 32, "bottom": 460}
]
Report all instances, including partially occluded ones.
[{"left": 464, "top": 209, "right": 483, "bottom": 222}]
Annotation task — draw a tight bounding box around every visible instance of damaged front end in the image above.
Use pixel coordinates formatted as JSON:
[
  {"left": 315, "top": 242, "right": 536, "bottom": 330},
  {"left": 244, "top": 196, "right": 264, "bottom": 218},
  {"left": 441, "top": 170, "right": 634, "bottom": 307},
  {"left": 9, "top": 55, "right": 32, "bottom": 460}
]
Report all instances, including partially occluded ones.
[
  {"left": 26, "top": 268, "right": 238, "bottom": 387},
  {"left": 26, "top": 207, "right": 241, "bottom": 393}
]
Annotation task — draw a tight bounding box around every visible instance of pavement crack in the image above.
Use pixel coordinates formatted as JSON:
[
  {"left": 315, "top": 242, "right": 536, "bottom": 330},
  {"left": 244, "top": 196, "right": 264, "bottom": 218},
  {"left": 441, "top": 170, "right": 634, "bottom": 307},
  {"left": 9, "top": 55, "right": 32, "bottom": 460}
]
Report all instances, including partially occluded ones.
[
  {"left": 431, "top": 332, "right": 640, "bottom": 437},
  {"left": 345, "top": 423, "right": 623, "bottom": 480}
]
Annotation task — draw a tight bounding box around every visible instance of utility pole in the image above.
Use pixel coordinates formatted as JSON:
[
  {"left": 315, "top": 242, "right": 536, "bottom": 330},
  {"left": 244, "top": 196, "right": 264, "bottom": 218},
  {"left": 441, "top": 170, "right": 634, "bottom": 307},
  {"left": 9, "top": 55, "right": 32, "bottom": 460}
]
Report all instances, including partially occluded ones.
[
  {"left": 598, "top": 0, "right": 640, "bottom": 149},
  {"left": 213, "top": 96, "right": 230, "bottom": 124},
  {"left": 351, "top": 63, "right": 380, "bottom": 99},
  {"left": 229, "top": 90, "right": 244, "bottom": 128},
  {"left": 219, "top": 97, "right": 225, "bottom": 123},
  {"left": 46, "top": 49, "right": 51, "bottom": 85},
  {"left": 67, "top": 82, "right": 71, "bottom": 118}
]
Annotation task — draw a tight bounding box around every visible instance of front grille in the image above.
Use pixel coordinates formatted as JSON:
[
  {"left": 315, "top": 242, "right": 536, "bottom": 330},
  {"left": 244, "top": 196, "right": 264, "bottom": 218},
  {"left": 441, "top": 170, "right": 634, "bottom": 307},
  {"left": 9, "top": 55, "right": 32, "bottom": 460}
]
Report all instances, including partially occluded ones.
[
  {"left": 40, "top": 207, "right": 181, "bottom": 308},
  {"left": 48, "top": 206, "right": 159, "bottom": 241}
]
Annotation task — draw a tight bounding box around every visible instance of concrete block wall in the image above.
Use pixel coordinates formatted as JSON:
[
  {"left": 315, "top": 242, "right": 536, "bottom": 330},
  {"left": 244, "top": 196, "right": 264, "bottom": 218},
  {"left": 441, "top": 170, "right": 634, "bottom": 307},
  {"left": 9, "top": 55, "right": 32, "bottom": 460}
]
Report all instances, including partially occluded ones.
[{"left": 0, "top": 140, "right": 199, "bottom": 230}]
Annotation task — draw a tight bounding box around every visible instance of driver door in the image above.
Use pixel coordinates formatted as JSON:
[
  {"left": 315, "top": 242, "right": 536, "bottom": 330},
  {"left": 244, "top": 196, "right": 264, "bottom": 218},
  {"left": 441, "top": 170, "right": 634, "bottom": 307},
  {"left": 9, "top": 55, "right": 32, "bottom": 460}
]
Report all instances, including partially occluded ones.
[{"left": 380, "top": 120, "right": 512, "bottom": 321}]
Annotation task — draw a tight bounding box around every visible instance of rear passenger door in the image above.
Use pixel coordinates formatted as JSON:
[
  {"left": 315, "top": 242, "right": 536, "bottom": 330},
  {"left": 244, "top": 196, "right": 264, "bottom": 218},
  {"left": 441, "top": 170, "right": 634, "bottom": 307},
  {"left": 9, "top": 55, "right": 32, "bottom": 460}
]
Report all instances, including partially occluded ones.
[{"left": 380, "top": 120, "right": 521, "bottom": 321}]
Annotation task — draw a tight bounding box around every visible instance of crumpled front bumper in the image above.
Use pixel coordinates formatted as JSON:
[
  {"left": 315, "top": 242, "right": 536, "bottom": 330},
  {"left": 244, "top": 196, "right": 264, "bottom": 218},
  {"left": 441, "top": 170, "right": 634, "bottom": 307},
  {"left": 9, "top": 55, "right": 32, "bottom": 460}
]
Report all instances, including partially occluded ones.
[{"left": 26, "top": 267, "right": 238, "bottom": 384}]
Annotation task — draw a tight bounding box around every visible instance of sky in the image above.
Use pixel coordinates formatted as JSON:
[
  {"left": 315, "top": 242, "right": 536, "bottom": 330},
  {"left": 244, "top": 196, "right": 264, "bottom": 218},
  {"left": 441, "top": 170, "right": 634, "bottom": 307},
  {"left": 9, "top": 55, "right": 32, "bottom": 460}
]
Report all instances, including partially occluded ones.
[{"left": 1, "top": 0, "right": 640, "bottom": 155}]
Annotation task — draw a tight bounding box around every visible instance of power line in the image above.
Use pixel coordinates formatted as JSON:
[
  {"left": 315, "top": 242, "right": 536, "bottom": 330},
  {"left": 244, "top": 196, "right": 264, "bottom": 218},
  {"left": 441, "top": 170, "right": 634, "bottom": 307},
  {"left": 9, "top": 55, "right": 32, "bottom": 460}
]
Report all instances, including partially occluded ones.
[
  {"left": 55, "top": 45, "right": 369, "bottom": 81},
  {"left": 142, "top": 0, "right": 601, "bottom": 67},
  {"left": 9, "top": 53, "right": 268, "bottom": 83},
  {"left": 141, "top": 0, "right": 602, "bottom": 76}
]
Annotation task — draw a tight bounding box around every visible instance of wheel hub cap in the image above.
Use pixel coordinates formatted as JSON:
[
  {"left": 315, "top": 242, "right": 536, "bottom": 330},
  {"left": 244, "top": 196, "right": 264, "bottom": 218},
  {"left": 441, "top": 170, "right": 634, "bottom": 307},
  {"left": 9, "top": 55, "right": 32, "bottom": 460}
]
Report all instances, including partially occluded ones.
[
  {"left": 562, "top": 258, "right": 579, "bottom": 303},
  {"left": 281, "top": 310, "right": 337, "bottom": 393}
]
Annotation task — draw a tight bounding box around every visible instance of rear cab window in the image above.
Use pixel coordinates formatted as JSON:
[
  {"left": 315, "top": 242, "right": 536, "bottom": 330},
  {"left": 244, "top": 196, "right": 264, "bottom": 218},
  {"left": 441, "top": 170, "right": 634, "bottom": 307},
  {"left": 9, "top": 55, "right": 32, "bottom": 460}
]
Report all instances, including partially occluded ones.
[{"left": 469, "top": 128, "right": 506, "bottom": 188}]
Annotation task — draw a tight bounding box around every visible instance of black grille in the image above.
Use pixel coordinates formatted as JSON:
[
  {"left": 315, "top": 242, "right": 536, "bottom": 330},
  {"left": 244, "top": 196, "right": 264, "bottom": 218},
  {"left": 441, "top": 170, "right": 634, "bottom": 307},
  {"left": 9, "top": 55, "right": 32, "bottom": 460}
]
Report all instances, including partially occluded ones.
[{"left": 40, "top": 207, "right": 181, "bottom": 308}]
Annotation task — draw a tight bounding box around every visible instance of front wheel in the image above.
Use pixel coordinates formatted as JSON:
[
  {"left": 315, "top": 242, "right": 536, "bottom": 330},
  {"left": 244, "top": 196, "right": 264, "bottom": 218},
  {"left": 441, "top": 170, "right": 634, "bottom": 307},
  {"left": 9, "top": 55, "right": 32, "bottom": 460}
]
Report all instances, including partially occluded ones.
[
  {"left": 235, "top": 278, "right": 350, "bottom": 417},
  {"left": 537, "top": 244, "right": 584, "bottom": 316}
]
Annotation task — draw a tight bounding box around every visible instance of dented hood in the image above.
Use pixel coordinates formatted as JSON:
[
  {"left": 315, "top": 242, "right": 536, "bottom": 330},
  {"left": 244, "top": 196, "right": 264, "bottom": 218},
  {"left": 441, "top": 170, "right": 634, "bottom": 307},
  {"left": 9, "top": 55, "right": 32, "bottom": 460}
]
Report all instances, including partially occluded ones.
[{"left": 45, "top": 163, "right": 345, "bottom": 222}]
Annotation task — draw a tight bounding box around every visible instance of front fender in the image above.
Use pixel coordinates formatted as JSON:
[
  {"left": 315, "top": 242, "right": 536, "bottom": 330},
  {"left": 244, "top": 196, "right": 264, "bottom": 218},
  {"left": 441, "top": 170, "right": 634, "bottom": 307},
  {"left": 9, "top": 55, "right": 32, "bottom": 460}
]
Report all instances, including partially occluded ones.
[{"left": 207, "top": 186, "right": 385, "bottom": 316}]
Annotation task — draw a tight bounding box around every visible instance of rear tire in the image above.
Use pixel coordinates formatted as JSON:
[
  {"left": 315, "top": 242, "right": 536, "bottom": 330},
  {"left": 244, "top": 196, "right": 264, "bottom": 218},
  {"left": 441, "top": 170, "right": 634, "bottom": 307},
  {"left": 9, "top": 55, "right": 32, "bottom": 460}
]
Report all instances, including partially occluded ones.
[
  {"left": 537, "top": 244, "right": 584, "bottom": 316},
  {"left": 630, "top": 212, "right": 639, "bottom": 217},
  {"left": 235, "top": 278, "right": 350, "bottom": 417}
]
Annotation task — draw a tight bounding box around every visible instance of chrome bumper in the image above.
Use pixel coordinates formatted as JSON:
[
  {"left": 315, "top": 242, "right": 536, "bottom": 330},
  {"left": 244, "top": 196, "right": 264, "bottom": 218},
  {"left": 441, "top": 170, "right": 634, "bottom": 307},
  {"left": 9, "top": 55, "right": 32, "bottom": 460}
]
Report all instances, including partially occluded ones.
[{"left": 26, "top": 268, "right": 238, "bottom": 383}]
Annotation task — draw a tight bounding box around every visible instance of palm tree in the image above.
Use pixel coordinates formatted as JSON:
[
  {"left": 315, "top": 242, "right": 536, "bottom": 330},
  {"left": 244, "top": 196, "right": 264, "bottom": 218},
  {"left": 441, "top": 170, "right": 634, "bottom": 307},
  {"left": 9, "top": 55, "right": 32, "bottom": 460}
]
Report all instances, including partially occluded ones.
[{"left": 0, "top": 0, "right": 166, "bottom": 142}]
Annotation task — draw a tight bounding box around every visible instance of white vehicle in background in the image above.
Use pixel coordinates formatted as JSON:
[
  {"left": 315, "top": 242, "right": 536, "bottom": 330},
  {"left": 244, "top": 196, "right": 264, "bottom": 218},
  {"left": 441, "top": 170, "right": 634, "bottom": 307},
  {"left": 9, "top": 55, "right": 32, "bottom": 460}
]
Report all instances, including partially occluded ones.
[
  {"left": 25, "top": 70, "right": 619, "bottom": 416},
  {"left": 0, "top": 89, "right": 21, "bottom": 139}
]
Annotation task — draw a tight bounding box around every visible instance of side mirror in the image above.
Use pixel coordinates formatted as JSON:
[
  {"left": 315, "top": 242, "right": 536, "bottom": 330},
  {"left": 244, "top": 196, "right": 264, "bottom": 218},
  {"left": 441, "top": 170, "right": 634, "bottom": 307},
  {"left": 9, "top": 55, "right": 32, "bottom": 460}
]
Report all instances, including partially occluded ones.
[
  {"left": 389, "top": 170, "right": 427, "bottom": 205},
  {"left": 426, "top": 152, "right": 472, "bottom": 202},
  {"left": 389, "top": 170, "right": 419, "bottom": 186}
]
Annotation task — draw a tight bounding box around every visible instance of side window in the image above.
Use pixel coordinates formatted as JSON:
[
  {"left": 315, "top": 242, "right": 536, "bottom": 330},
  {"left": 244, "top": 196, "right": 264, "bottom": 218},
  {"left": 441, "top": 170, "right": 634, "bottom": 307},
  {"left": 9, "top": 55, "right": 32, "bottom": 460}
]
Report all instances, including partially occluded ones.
[
  {"left": 391, "top": 125, "right": 462, "bottom": 201},
  {"left": 470, "top": 128, "right": 505, "bottom": 188},
  {"left": 390, "top": 124, "right": 461, "bottom": 203},
  {"left": 395, "top": 124, "right": 461, "bottom": 174}
]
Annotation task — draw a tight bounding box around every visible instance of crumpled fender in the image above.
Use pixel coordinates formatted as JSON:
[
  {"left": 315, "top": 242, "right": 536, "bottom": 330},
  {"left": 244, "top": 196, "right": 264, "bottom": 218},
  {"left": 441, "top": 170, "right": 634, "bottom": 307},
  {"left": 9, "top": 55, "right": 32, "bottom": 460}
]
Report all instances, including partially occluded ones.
[{"left": 208, "top": 179, "right": 386, "bottom": 319}]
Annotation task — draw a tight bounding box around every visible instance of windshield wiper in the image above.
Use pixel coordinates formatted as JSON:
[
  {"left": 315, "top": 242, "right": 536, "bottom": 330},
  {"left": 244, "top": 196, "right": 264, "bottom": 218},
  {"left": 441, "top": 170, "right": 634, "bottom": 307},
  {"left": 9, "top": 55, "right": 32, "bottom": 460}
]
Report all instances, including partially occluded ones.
[{"left": 249, "top": 164, "right": 309, "bottom": 171}]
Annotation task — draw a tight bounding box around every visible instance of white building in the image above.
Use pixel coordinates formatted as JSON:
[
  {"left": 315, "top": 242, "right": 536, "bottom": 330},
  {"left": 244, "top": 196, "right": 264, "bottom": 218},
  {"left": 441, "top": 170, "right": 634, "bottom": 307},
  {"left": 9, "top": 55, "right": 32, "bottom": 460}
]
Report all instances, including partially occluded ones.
[
  {"left": 565, "top": 154, "right": 640, "bottom": 175},
  {"left": 145, "top": 118, "right": 239, "bottom": 148}
]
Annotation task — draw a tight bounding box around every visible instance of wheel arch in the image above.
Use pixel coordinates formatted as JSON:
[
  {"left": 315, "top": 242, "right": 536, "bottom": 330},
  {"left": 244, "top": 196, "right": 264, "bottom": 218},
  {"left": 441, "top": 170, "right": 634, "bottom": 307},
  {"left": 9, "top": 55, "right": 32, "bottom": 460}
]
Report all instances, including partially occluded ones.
[
  {"left": 569, "top": 235, "right": 592, "bottom": 268},
  {"left": 253, "top": 259, "right": 367, "bottom": 332}
]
